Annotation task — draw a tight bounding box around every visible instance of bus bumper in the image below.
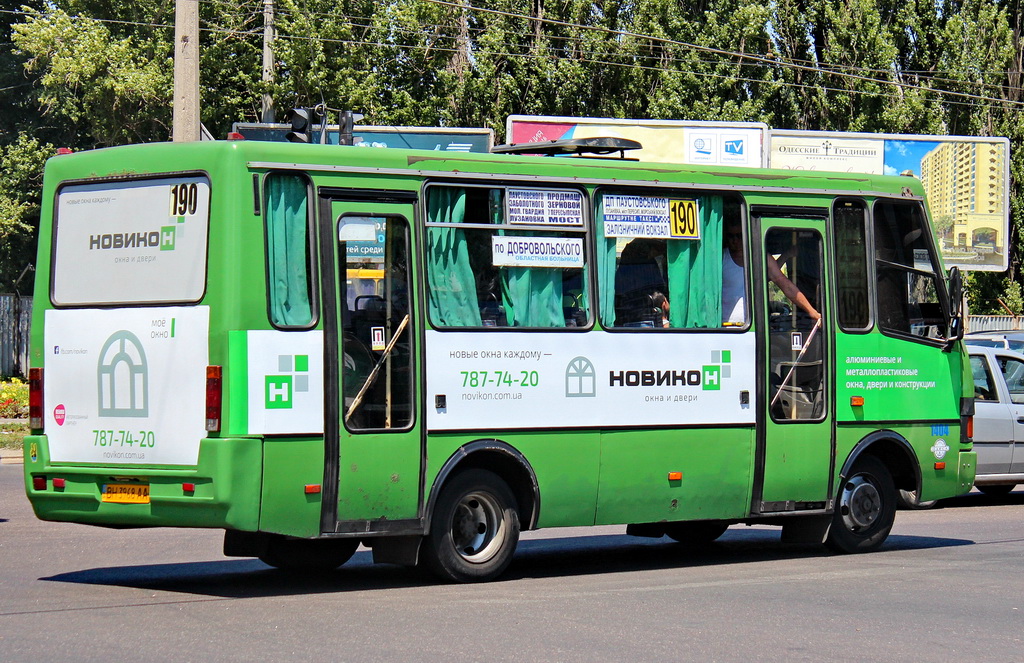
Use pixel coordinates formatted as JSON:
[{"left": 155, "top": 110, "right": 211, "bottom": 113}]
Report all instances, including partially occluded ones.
[{"left": 23, "top": 435, "right": 263, "bottom": 530}]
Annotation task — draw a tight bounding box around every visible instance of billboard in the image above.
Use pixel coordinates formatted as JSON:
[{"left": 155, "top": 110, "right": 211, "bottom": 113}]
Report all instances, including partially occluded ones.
[
  {"left": 770, "top": 130, "right": 1011, "bottom": 272},
  {"left": 507, "top": 115, "right": 769, "bottom": 167},
  {"left": 231, "top": 123, "right": 494, "bottom": 153}
]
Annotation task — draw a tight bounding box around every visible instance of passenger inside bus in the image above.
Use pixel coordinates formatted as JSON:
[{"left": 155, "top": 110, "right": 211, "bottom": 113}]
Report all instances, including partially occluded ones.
[{"left": 722, "top": 218, "right": 821, "bottom": 325}]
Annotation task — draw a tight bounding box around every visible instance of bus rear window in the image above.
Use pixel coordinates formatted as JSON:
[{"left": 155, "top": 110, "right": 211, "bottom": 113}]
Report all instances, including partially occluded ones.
[{"left": 52, "top": 176, "right": 210, "bottom": 306}]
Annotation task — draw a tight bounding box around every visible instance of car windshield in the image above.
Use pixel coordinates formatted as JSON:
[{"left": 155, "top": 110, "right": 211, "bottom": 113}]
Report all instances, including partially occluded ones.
[{"left": 965, "top": 339, "right": 1003, "bottom": 348}]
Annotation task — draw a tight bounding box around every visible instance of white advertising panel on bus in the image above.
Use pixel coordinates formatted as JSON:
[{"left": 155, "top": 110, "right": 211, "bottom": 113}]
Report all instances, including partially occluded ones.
[
  {"left": 52, "top": 176, "right": 210, "bottom": 304},
  {"left": 507, "top": 116, "right": 768, "bottom": 167},
  {"left": 238, "top": 330, "right": 325, "bottom": 435},
  {"left": 425, "top": 330, "right": 755, "bottom": 430},
  {"left": 769, "top": 130, "right": 1011, "bottom": 272},
  {"left": 44, "top": 307, "right": 210, "bottom": 466}
]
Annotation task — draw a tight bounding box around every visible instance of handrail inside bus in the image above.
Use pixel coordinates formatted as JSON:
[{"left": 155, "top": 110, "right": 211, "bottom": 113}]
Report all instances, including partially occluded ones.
[
  {"left": 770, "top": 318, "right": 823, "bottom": 409},
  {"left": 345, "top": 314, "right": 410, "bottom": 423}
]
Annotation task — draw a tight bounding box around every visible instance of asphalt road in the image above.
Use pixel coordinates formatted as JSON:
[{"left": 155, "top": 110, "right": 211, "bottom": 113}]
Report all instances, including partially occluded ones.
[{"left": 1, "top": 463, "right": 1022, "bottom": 662}]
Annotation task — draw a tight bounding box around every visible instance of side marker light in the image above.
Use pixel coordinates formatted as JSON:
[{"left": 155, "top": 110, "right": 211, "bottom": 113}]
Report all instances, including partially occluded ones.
[{"left": 850, "top": 396, "right": 865, "bottom": 407}]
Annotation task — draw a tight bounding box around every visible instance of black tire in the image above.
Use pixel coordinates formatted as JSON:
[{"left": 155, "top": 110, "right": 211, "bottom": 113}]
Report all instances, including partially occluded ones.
[
  {"left": 258, "top": 535, "right": 359, "bottom": 572},
  {"left": 896, "top": 487, "right": 937, "bottom": 510},
  {"left": 421, "top": 469, "right": 520, "bottom": 583},
  {"left": 825, "top": 455, "right": 896, "bottom": 553},
  {"left": 664, "top": 521, "right": 729, "bottom": 545},
  {"left": 977, "top": 484, "right": 1015, "bottom": 497}
]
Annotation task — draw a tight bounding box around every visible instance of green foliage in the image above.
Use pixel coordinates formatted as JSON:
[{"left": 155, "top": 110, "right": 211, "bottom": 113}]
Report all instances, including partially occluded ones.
[
  {"left": 0, "top": 134, "right": 52, "bottom": 291},
  {"left": 12, "top": 7, "right": 173, "bottom": 146}
]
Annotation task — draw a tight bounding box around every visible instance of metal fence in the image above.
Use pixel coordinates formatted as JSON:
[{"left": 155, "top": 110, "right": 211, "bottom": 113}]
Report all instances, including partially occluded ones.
[
  {"left": 966, "top": 315, "right": 1024, "bottom": 333},
  {"left": 0, "top": 294, "right": 31, "bottom": 378}
]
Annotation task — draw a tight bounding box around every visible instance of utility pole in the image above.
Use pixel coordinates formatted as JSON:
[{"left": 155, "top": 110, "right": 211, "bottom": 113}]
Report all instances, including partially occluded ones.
[
  {"left": 173, "top": 0, "right": 200, "bottom": 142},
  {"left": 262, "top": 0, "right": 275, "bottom": 123}
]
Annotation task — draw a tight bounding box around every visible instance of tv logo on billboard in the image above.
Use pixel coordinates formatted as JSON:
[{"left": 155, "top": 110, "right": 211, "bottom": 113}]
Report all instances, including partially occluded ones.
[
  {"left": 724, "top": 140, "right": 745, "bottom": 156},
  {"left": 265, "top": 354, "right": 310, "bottom": 409}
]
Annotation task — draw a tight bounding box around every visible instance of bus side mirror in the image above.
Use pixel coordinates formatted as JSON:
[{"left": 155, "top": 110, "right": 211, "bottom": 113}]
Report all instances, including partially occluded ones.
[{"left": 946, "top": 266, "right": 964, "bottom": 346}]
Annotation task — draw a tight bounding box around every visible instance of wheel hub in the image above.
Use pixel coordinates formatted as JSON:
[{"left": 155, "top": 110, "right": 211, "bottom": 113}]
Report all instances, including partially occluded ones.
[
  {"left": 450, "top": 491, "right": 505, "bottom": 563},
  {"left": 840, "top": 475, "right": 881, "bottom": 531}
]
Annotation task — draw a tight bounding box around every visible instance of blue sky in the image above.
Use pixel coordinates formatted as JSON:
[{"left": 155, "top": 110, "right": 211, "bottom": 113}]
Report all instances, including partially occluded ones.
[{"left": 883, "top": 139, "right": 941, "bottom": 177}]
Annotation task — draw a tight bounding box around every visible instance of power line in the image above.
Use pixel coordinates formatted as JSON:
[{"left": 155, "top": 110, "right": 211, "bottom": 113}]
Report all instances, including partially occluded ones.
[{"left": 2, "top": 5, "right": 1020, "bottom": 111}]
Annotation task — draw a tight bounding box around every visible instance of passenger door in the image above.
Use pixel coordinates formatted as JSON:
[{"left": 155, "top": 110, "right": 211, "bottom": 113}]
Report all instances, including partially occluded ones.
[
  {"left": 318, "top": 189, "right": 423, "bottom": 535},
  {"left": 754, "top": 216, "right": 834, "bottom": 511}
]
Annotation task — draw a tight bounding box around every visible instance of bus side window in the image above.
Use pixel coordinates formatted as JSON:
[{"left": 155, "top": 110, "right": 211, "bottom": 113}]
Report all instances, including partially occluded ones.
[
  {"left": 341, "top": 215, "right": 414, "bottom": 431},
  {"left": 833, "top": 199, "right": 870, "bottom": 330},
  {"left": 425, "top": 186, "right": 588, "bottom": 329},
  {"left": 873, "top": 201, "right": 947, "bottom": 341},
  {"left": 599, "top": 192, "right": 737, "bottom": 329},
  {"left": 264, "top": 173, "right": 315, "bottom": 328}
]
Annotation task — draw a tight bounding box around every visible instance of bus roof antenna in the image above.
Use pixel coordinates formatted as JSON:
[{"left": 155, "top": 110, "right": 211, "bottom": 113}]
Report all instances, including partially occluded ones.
[{"left": 491, "top": 137, "right": 642, "bottom": 159}]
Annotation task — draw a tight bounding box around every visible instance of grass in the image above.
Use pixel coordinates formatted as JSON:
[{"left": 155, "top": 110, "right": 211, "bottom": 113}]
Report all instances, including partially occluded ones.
[{"left": 0, "top": 419, "right": 29, "bottom": 451}]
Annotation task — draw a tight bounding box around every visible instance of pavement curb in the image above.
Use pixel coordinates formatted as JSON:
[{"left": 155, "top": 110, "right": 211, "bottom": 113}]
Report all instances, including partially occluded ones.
[{"left": 0, "top": 449, "right": 24, "bottom": 465}]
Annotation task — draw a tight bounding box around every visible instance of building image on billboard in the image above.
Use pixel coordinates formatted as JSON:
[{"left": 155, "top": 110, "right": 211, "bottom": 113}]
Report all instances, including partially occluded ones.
[
  {"left": 919, "top": 141, "right": 1006, "bottom": 267},
  {"left": 770, "top": 130, "right": 1010, "bottom": 272}
]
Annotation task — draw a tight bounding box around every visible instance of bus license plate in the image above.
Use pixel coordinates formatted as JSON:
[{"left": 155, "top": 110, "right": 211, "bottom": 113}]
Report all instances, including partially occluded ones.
[{"left": 100, "top": 483, "right": 150, "bottom": 504}]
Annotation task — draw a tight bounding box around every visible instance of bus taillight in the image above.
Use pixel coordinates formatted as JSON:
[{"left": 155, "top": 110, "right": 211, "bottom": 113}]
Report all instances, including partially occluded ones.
[
  {"left": 29, "top": 367, "right": 43, "bottom": 430},
  {"left": 206, "top": 366, "right": 222, "bottom": 432},
  {"left": 965, "top": 415, "right": 974, "bottom": 440}
]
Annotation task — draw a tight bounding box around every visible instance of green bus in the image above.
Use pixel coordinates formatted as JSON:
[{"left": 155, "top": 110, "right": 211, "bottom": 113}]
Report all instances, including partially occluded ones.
[{"left": 24, "top": 136, "right": 976, "bottom": 582}]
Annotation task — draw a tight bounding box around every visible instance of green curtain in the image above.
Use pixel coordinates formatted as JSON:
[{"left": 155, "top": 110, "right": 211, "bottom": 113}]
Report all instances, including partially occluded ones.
[
  {"left": 425, "top": 188, "right": 482, "bottom": 326},
  {"left": 668, "top": 196, "right": 724, "bottom": 328},
  {"left": 501, "top": 255, "right": 565, "bottom": 327},
  {"left": 596, "top": 197, "right": 618, "bottom": 328},
  {"left": 497, "top": 190, "right": 567, "bottom": 328},
  {"left": 265, "top": 174, "right": 312, "bottom": 326}
]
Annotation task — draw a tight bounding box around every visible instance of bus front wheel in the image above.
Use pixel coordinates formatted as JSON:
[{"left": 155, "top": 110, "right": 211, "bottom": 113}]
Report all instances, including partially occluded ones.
[
  {"left": 826, "top": 455, "right": 896, "bottom": 554},
  {"left": 421, "top": 469, "right": 520, "bottom": 583}
]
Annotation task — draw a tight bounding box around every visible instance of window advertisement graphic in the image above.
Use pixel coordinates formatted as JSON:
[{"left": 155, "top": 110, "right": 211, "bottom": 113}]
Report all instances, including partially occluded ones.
[
  {"left": 506, "top": 116, "right": 768, "bottom": 167},
  {"left": 426, "top": 330, "right": 755, "bottom": 430},
  {"left": 241, "top": 330, "right": 324, "bottom": 435},
  {"left": 769, "top": 130, "right": 1010, "bottom": 272},
  {"left": 44, "top": 306, "right": 210, "bottom": 465},
  {"left": 52, "top": 176, "right": 211, "bottom": 304}
]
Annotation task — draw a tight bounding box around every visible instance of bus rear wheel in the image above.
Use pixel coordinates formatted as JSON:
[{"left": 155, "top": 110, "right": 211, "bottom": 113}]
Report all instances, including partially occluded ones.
[
  {"left": 258, "top": 535, "right": 359, "bottom": 572},
  {"left": 826, "top": 455, "right": 896, "bottom": 554},
  {"left": 421, "top": 469, "right": 520, "bottom": 583}
]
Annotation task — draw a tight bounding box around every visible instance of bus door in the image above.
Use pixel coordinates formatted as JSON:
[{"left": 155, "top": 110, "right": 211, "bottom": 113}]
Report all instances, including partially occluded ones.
[
  {"left": 753, "top": 216, "right": 834, "bottom": 512},
  {"left": 319, "top": 190, "right": 422, "bottom": 535}
]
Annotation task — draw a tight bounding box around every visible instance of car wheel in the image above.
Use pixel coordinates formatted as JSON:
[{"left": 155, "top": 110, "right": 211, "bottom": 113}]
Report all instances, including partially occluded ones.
[
  {"left": 421, "top": 469, "right": 520, "bottom": 583},
  {"left": 826, "top": 455, "right": 896, "bottom": 553},
  {"left": 977, "top": 484, "right": 1015, "bottom": 497},
  {"left": 897, "top": 487, "right": 937, "bottom": 510}
]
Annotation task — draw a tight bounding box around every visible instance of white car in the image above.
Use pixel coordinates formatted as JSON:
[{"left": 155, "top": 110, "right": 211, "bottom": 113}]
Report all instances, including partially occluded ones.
[
  {"left": 968, "top": 345, "right": 1024, "bottom": 495},
  {"left": 965, "top": 331, "right": 1024, "bottom": 353}
]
